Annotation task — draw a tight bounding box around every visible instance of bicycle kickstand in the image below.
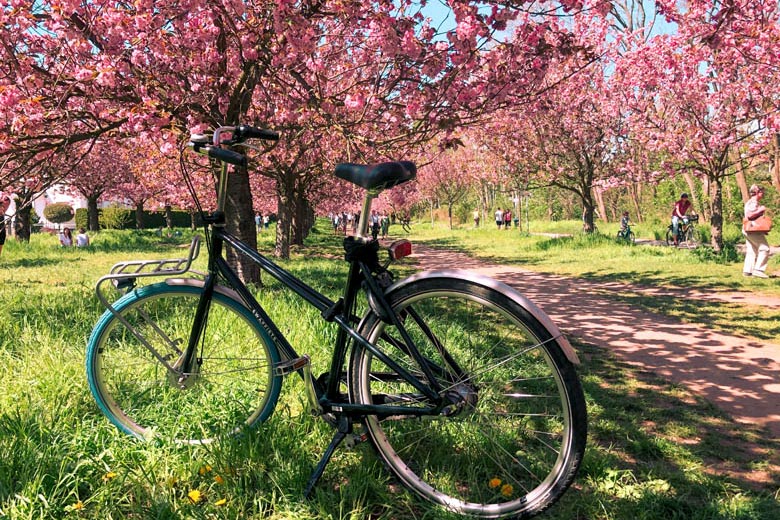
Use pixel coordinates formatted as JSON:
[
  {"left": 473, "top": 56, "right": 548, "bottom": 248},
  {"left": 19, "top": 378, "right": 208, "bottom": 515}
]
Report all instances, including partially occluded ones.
[{"left": 303, "top": 415, "right": 352, "bottom": 498}]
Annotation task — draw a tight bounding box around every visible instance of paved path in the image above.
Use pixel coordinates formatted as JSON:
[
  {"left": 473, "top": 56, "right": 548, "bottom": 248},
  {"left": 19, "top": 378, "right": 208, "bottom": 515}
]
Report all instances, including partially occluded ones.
[{"left": 412, "top": 245, "right": 780, "bottom": 439}]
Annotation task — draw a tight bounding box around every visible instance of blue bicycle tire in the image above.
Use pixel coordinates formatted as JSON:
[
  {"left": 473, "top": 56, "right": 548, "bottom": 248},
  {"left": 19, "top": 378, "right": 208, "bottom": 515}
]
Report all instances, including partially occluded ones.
[{"left": 86, "top": 282, "right": 282, "bottom": 444}]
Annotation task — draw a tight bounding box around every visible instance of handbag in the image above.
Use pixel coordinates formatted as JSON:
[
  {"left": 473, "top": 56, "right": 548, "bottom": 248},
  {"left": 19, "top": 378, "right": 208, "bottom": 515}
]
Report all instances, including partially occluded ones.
[{"left": 743, "top": 214, "right": 772, "bottom": 233}]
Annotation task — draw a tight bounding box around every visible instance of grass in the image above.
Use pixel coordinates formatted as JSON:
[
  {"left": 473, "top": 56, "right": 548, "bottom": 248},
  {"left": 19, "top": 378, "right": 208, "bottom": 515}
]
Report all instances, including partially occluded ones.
[
  {"left": 407, "top": 218, "right": 780, "bottom": 293},
  {"left": 0, "top": 226, "right": 778, "bottom": 519}
]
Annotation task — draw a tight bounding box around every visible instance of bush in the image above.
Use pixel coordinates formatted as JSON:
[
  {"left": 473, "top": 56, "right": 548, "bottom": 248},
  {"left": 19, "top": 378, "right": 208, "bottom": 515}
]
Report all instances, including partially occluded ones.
[
  {"left": 43, "top": 202, "right": 74, "bottom": 224},
  {"left": 76, "top": 207, "right": 195, "bottom": 230},
  {"left": 100, "top": 205, "right": 132, "bottom": 230}
]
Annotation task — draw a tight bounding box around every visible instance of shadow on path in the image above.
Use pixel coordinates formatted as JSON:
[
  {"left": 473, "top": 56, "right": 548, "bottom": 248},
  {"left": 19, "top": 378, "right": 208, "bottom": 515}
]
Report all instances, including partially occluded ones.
[{"left": 412, "top": 245, "right": 780, "bottom": 439}]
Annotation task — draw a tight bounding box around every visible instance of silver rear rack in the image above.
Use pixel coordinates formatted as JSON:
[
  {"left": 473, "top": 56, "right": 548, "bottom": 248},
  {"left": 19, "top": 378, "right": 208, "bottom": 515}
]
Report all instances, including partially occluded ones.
[{"left": 96, "top": 236, "right": 203, "bottom": 310}]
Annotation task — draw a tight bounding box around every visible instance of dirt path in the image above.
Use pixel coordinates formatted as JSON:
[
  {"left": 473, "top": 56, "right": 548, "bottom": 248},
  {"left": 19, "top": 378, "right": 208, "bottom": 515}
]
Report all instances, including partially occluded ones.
[{"left": 411, "top": 245, "right": 780, "bottom": 439}]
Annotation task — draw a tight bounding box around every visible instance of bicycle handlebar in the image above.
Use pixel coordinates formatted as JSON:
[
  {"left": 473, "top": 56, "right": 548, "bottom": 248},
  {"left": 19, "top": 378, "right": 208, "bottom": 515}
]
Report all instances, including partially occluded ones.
[
  {"left": 206, "top": 146, "right": 247, "bottom": 167},
  {"left": 189, "top": 124, "right": 278, "bottom": 167},
  {"left": 234, "top": 125, "right": 279, "bottom": 142}
]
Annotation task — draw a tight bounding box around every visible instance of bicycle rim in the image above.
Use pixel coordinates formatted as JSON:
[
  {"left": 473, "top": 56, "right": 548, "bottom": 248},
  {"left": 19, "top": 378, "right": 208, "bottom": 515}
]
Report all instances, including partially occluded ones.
[
  {"left": 350, "top": 278, "right": 586, "bottom": 518},
  {"left": 86, "top": 283, "right": 281, "bottom": 444}
]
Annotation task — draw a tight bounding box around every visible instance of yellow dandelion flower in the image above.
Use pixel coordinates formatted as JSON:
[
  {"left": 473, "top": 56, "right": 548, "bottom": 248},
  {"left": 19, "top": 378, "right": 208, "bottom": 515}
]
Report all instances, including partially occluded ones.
[
  {"left": 500, "top": 484, "right": 514, "bottom": 497},
  {"left": 215, "top": 498, "right": 227, "bottom": 506},
  {"left": 187, "top": 489, "right": 203, "bottom": 504},
  {"left": 72, "top": 501, "right": 84, "bottom": 510},
  {"left": 198, "top": 464, "right": 212, "bottom": 476},
  {"left": 214, "top": 475, "right": 225, "bottom": 485},
  {"left": 488, "top": 477, "right": 502, "bottom": 489},
  {"left": 102, "top": 471, "right": 117, "bottom": 482}
]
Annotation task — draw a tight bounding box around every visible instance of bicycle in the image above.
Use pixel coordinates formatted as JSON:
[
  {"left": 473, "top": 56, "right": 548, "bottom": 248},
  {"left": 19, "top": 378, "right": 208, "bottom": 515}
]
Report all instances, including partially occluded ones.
[
  {"left": 665, "top": 214, "right": 699, "bottom": 247},
  {"left": 399, "top": 215, "right": 412, "bottom": 233},
  {"left": 86, "top": 125, "right": 586, "bottom": 519},
  {"left": 616, "top": 225, "right": 636, "bottom": 244}
]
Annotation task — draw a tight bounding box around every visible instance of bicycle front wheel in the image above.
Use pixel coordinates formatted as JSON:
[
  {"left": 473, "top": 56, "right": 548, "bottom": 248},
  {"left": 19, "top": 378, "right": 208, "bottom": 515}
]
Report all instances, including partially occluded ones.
[
  {"left": 349, "top": 275, "right": 586, "bottom": 519},
  {"left": 684, "top": 227, "right": 698, "bottom": 247},
  {"left": 86, "top": 282, "right": 282, "bottom": 444}
]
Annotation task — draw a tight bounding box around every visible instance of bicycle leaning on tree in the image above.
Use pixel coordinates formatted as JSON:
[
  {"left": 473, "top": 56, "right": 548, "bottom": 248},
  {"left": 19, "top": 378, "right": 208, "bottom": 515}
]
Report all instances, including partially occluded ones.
[{"left": 85, "top": 125, "right": 587, "bottom": 519}]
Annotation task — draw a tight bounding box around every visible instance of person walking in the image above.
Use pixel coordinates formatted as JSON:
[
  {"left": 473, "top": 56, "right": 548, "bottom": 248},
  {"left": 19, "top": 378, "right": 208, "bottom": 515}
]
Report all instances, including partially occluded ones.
[
  {"left": 0, "top": 192, "right": 10, "bottom": 257},
  {"left": 503, "top": 209, "right": 512, "bottom": 230},
  {"left": 473, "top": 209, "right": 480, "bottom": 228},
  {"left": 494, "top": 208, "right": 504, "bottom": 229},
  {"left": 379, "top": 213, "right": 389, "bottom": 238},
  {"left": 370, "top": 210, "right": 381, "bottom": 240},
  {"left": 742, "top": 184, "right": 772, "bottom": 278}
]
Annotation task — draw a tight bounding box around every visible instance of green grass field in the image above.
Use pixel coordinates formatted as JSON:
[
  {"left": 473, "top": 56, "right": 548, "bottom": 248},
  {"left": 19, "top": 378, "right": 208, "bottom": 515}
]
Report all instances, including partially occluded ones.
[{"left": 0, "top": 225, "right": 778, "bottom": 519}]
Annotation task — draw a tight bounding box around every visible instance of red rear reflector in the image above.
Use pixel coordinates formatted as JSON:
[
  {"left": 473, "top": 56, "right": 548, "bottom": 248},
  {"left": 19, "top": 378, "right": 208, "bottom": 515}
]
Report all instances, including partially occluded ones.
[{"left": 389, "top": 240, "right": 412, "bottom": 260}]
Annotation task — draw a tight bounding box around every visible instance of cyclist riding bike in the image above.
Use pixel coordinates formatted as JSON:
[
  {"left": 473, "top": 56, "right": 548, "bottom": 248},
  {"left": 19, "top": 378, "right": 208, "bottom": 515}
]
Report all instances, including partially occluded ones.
[
  {"left": 671, "top": 193, "right": 693, "bottom": 246},
  {"left": 617, "top": 211, "right": 635, "bottom": 243}
]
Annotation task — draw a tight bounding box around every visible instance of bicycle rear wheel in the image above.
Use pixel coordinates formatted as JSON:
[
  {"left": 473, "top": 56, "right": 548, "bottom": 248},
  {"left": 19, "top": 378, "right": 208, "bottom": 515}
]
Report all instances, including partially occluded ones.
[
  {"left": 665, "top": 228, "right": 675, "bottom": 246},
  {"left": 86, "top": 282, "right": 282, "bottom": 444},
  {"left": 349, "top": 275, "right": 586, "bottom": 519}
]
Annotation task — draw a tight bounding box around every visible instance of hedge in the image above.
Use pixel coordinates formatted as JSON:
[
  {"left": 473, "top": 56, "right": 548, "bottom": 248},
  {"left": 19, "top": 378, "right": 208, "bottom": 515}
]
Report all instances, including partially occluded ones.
[{"left": 75, "top": 208, "right": 196, "bottom": 230}]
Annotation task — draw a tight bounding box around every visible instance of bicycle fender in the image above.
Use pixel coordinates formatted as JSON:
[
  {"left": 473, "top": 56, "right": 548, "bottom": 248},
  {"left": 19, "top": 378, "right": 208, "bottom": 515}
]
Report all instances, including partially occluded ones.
[
  {"left": 384, "top": 270, "right": 580, "bottom": 365},
  {"left": 163, "top": 278, "right": 247, "bottom": 306}
]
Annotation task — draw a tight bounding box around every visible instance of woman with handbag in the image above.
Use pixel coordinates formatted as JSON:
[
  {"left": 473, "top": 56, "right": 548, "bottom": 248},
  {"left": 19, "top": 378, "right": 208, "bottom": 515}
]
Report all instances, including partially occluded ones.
[{"left": 743, "top": 184, "right": 772, "bottom": 278}]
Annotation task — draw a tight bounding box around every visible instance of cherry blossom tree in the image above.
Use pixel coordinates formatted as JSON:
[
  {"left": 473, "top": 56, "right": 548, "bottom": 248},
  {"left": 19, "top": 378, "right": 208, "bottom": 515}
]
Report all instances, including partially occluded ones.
[
  {"left": 62, "top": 141, "right": 131, "bottom": 230},
  {"left": 1, "top": 0, "right": 597, "bottom": 278},
  {"left": 618, "top": 0, "right": 780, "bottom": 251},
  {"left": 479, "top": 17, "right": 625, "bottom": 233}
]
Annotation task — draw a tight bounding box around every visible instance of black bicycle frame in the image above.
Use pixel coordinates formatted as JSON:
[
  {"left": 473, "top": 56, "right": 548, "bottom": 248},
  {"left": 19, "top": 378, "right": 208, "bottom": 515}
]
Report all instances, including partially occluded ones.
[{"left": 184, "top": 220, "right": 444, "bottom": 418}]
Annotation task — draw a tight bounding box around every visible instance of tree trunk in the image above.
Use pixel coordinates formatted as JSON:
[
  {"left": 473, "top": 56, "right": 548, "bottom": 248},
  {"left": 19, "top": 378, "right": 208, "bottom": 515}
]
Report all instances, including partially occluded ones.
[
  {"left": 14, "top": 203, "right": 33, "bottom": 242},
  {"left": 629, "top": 183, "right": 643, "bottom": 222},
  {"left": 226, "top": 167, "right": 261, "bottom": 283},
  {"left": 681, "top": 171, "right": 704, "bottom": 220},
  {"left": 164, "top": 204, "right": 174, "bottom": 229},
  {"left": 291, "top": 196, "right": 314, "bottom": 245},
  {"left": 190, "top": 211, "right": 197, "bottom": 231},
  {"left": 593, "top": 186, "right": 607, "bottom": 222},
  {"left": 734, "top": 157, "right": 749, "bottom": 202},
  {"left": 709, "top": 176, "right": 724, "bottom": 253},
  {"left": 771, "top": 133, "right": 780, "bottom": 194},
  {"left": 135, "top": 202, "right": 145, "bottom": 229},
  {"left": 275, "top": 191, "right": 291, "bottom": 259},
  {"left": 87, "top": 196, "right": 100, "bottom": 231}
]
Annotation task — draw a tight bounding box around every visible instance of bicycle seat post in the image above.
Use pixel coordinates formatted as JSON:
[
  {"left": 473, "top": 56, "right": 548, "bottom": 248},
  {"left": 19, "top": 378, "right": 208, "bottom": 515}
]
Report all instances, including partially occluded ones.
[{"left": 356, "top": 189, "right": 380, "bottom": 239}]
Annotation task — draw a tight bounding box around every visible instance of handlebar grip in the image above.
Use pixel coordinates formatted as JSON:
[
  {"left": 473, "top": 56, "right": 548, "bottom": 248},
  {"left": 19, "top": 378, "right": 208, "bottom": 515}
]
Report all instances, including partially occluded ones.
[
  {"left": 236, "top": 125, "right": 279, "bottom": 141},
  {"left": 207, "top": 146, "right": 247, "bottom": 167}
]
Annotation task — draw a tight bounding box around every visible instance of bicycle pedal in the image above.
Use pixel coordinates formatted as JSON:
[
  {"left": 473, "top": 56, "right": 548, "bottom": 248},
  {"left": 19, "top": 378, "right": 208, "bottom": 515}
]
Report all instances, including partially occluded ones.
[{"left": 274, "top": 355, "right": 310, "bottom": 376}]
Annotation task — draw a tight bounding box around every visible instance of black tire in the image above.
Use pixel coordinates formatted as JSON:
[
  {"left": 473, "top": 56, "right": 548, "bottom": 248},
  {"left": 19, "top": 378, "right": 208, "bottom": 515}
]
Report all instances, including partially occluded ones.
[
  {"left": 86, "top": 283, "right": 282, "bottom": 444},
  {"left": 665, "top": 228, "right": 675, "bottom": 246},
  {"left": 349, "top": 277, "right": 587, "bottom": 518},
  {"left": 684, "top": 227, "right": 697, "bottom": 247},
  {"left": 616, "top": 230, "right": 635, "bottom": 244}
]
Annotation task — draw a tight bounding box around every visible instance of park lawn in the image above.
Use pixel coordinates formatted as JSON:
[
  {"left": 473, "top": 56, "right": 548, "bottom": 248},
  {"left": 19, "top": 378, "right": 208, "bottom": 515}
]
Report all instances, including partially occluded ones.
[{"left": 0, "top": 228, "right": 777, "bottom": 519}]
